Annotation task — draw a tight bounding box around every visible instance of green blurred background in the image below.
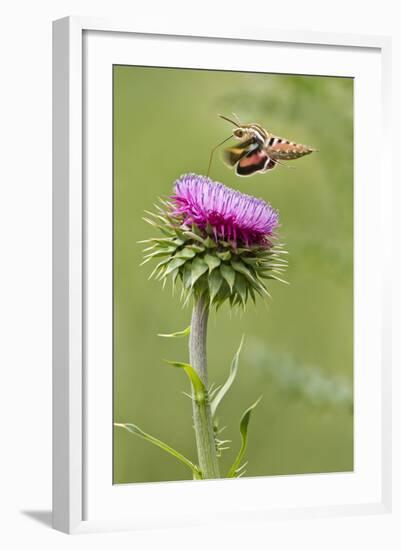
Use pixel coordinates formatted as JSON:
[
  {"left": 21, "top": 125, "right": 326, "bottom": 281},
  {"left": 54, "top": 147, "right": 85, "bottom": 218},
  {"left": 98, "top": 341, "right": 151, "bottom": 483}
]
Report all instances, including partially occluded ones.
[{"left": 113, "top": 66, "right": 353, "bottom": 483}]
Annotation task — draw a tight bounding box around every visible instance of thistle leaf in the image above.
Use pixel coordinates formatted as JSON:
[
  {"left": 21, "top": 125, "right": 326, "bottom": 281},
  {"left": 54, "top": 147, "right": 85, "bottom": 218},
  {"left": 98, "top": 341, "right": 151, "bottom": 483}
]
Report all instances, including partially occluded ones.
[
  {"left": 220, "top": 264, "right": 235, "bottom": 292},
  {"left": 190, "top": 257, "right": 208, "bottom": 287},
  {"left": 158, "top": 326, "right": 191, "bottom": 338},
  {"left": 191, "top": 223, "right": 203, "bottom": 237},
  {"left": 140, "top": 248, "right": 176, "bottom": 265},
  {"left": 227, "top": 396, "right": 262, "bottom": 478},
  {"left": 187, "top": 244, "right": 205, "bottom": 254},
  {"left": 171, "top": 268, "right": 180, "bottom": 286},
  {"left": 234, "top": 248, "right": 253, "bottom": 255},
  {"left": 148, "top": 257, "right": 171, "bottom": 279},
  {"left": 162, "top": 257, "right": 187, "bottom": 277},
  {"left": 248, "top": 286, "right": 256, "bottom": 305},
  {"left": 269, "top": 273, "right": 290, "bottom": 285},
  {"left": 208, "top": 269, "right": 223, "bottom": 302},
  {"left": 241, "top": 257, "right": 261, "bottom": 266},
  {"left": 180, "top": 261, "right": 191, "bottom": 289},
  {"left": 141, "top": 237, "right": 176, "bottom": 247},
  {"left": 211, "top": 336, "right": 244, "bottom": 418},
  {"left": 252, "top": 278, "right": 270, "bottom": 298},
  {"left": 217, "top": 250, "right": 231, "bottom": 261},
  {"left": 203, "top": 236, "right": 217, "bottom": 249},
  {"left": 182, "top": 231, "right": 205, "bottom": 244},
  {"left": 165, "top": 360, "right": 206, "bottom": 403},
  {"left": 204, "top": 253, "right": 221, "bottom": 273},
  {"left": 174, "top": 248, "right": 197, "bottom": 260},
  {"left": 234, "top": 273, "right": 247, "bottom": 306},
  {"left": 231, "top": 260, "right": 257, "bottom": 284},
  {"left": 214, "top": 282, "right": 230, "bottom": 311},
  {"left": 114, "top": 422, "right": 201, "bottom": 479}
]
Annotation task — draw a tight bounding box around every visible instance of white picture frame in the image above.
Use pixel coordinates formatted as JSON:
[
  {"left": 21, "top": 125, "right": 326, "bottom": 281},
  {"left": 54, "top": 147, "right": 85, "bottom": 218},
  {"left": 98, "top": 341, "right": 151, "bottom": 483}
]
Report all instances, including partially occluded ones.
[{"left": 52, "top": 16, "right": 392, "bottom": 535}]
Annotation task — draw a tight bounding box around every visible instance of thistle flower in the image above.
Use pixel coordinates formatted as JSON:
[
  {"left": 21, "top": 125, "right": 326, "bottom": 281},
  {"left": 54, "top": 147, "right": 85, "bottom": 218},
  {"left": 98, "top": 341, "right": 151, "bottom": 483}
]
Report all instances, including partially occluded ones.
[
  {"left": 141, "top": 174, "right": 287, "bottom": 308},
  {"left": 173, "top": 174, "right": 279, "bottom": 247}
]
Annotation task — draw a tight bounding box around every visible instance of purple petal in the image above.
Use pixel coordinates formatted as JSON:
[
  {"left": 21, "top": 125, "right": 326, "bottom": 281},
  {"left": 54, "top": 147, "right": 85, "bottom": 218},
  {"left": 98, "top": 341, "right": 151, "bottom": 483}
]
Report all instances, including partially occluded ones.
[{"left": 171, "top": 174, "right": 279, "bottom": 246}]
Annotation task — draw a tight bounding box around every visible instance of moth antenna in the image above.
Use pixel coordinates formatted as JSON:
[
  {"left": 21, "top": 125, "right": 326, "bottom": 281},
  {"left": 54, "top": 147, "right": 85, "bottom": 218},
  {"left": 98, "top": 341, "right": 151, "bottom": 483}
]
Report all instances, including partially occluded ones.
[
  {"left": 207, "top": 134, "right": 232, "bottom": 177},
  {"left": 218, "top": 113, "right": 240, "bottom": 127},
  {"left": 232, "top": 112, "right": 241, "bottom": 124}
]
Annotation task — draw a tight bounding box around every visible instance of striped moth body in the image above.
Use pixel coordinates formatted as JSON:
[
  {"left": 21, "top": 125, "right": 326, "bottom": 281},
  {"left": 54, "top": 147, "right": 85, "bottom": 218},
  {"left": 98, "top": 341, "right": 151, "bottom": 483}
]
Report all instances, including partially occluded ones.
[{"left": 219, "top": 114, "right": 316, "bottom": 177}]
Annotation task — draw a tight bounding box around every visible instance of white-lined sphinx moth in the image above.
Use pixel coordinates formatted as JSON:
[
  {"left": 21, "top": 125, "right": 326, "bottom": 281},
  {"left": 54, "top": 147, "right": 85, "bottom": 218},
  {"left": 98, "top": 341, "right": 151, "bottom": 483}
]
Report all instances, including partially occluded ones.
[{"left": 209, "top": 114, "right": 316, "bottom": 177}]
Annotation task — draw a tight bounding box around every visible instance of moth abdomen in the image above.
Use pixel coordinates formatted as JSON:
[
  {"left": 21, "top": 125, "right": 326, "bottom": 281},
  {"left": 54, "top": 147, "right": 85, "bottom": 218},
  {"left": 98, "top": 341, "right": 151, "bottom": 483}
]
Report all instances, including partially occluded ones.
[{"left": 267, "top": 137, "right": 316, "bottom": 160}]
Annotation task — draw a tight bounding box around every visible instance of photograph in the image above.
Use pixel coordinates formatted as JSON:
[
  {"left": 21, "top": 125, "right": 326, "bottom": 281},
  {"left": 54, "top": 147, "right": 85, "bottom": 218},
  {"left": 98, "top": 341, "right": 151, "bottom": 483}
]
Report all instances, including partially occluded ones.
[
  {"left": 0, "top": 2, "right": 394, "bottom": 545},
  {"left": 112, "top": 65, "right": 354, "bottom": 484}
]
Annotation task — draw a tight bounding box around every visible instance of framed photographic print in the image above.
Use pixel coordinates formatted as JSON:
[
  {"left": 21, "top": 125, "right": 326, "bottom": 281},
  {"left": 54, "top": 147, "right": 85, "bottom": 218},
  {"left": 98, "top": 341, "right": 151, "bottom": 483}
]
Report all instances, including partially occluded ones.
[{"left": 52, "top": 17, "right": 392, "bottom": 534}]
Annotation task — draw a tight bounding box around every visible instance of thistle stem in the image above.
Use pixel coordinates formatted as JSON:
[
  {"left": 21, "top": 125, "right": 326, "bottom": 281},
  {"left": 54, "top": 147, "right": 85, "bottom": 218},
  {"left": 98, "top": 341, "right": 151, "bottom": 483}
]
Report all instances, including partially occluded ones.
[{"left": 189, "top": 294, "right": 220, "bottom": 479}]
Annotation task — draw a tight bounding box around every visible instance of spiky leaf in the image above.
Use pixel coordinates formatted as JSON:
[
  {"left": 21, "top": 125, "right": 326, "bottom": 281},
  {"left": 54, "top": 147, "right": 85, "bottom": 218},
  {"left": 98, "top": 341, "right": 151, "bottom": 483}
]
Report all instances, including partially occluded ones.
[
  {"left": 208, "top": 268, "right": 223, "bottom": 302},
  {"left": 174, "top": 248, "right": 197, "bottom": 260},
  {"left": 220, "top": 264, "right": 235, "bottom": 292},
  {"left": 182, "top": 261, "right": 192, "bottom": 288},
  {"left": 234, "top": 272, "right": 247, "bottom": 306},
  {"left": 158, "top": 326, "right": 191, "bottom": 338},
  {"left": 115, "top": 422, "right": 201, "bottom": 479},
  {"left": 165, "top": 360, "right": 206, "bottom": 404},
  {"left": 203, "top": 236, "right": 217, "bottom": 249},
  {"left": 204, "top": 253, "right": 221, "bottom": 273},
  {"left": 217, "top": 250, "right": 231, "bottom": 261},
  {"left": 227, "top": 397, "right": 262, "bottom": 478},
  {"left": 182, "top": 231, "right": 205, "bottom": 244},
  {"left": 211, "top": 336, "right": 244, "bottom": 418},
  {"left": 231, "top": 260, "right": 257, "bottom": 284},
  {"left": 190, "top": 257, "right": 208, "bottom": 288},
  {"left": 187, "top": 244, "right": 205, "bottom": 254},
  {"left": 163, "top": 257, "right": 187, "bottom": 277}
]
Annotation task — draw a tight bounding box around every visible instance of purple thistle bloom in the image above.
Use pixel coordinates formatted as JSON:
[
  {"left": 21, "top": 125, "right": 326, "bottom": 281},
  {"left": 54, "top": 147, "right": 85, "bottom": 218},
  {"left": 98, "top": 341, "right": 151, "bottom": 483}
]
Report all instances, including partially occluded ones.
[{"left": 172, "top": 174, "right": 279, "bottom": 246}]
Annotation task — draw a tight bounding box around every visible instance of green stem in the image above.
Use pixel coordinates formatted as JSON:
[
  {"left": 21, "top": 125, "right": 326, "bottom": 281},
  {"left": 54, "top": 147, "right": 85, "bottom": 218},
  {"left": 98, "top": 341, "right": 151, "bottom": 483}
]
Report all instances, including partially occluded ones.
[{"left": 189, "top": 294, "right": 220, "bottom": 479}]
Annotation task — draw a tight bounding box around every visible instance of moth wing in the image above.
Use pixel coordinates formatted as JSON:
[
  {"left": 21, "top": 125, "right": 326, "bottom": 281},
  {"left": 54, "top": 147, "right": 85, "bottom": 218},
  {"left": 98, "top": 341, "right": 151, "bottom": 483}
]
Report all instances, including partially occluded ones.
[
  {"left": 236, "top": 149, "right": 277, "bottom": 177},
  {"left": 222, "top": 138, "right": 258, "bottom": 167}
]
